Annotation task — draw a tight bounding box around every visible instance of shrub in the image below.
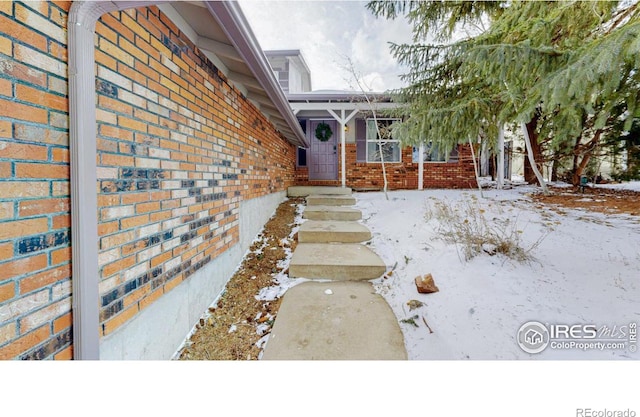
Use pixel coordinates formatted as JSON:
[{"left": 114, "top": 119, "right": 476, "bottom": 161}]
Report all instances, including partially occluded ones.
[{"left": 424, "top": 196, "right": 548, "bottom": 262}]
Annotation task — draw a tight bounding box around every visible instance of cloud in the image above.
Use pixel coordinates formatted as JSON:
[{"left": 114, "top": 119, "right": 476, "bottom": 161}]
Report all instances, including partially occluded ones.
[{"left": 238, "top": 0, "right": 413, "bottom": 92}]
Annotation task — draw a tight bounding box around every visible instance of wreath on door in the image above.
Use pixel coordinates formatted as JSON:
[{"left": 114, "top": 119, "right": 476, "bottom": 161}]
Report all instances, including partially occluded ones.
[{"left": 315, "top": 122, "right": 333, "bottom": 142}]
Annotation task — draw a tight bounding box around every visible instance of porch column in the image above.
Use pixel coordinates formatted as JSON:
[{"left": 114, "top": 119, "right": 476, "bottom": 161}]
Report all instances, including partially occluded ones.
[
  {"left": 497, "top": 124, "right": 505, "bottom": 190},
  {"left": 327, "top": 109, "right": 359, "bottom": 188},
  {"left": 418, "top": 143, "right": 425, "bottom": 190}
]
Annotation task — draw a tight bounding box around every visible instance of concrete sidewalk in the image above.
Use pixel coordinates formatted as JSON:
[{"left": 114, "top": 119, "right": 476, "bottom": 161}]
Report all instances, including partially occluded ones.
[{"left": 261, "top": 187, "right": 407, "bottom": 360}]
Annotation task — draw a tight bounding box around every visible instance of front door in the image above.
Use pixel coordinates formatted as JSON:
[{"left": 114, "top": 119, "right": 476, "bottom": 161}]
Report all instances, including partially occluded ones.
[{"left": 308, "top": 120, "right": 338, "bottom": 180}]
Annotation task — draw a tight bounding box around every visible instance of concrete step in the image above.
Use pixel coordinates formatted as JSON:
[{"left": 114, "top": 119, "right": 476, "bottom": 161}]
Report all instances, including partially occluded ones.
[
  {"left": 289, "top": 243, "right": 386, "bottom": 281},
  {"left": 298, "top": 220, "right": 371, "bottom": 243},
  {"left": 306, "top": 194, "right": 356, "bottom": 206},
  {"left": 261, "top": 281, "right": 407, "bottom": 360},
  {"left": 288, "top": 186, "right": 352, "bottom": 197},
  {"left": 303, "top": 205, "right": 362, "bottom": 221}
]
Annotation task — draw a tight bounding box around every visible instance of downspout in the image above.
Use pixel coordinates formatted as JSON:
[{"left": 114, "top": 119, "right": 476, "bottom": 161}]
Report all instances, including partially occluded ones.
[{"left": 68, "top": 0, "right": 164, "bottom": 360}]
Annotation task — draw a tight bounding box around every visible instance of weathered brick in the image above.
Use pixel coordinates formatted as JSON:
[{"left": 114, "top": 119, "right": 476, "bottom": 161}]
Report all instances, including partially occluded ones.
[
  {"left": 15, "top": 162, "right": 69, "bottom": 179},
  {"left": 0, "top": 253, "right": 48, "bottom": 282},
  {"left": 19, "top": 297, "right": 71, "bottom": 334},
  {"left": 53, "top": 312, "right": 72, "bottom": 334},
  {"left": 0, "top": 181, "right": 49, "bottom": 198},
  {"left": 0, "top": 289, "right": 48, "bottom": 322},
  {"left": 0, "top": 14, "right": 47, "bottom": 52},
  {"left": 51, "top": 246, "right": 70, "bottom": 266},
  {"left": 18, "top": 198, "right": 69, "bottom": 217},
  {"left": 53, "top": 344, "right": 72, "bottom": 360},
  {"left": 14, "top": 124, "right": 68, "bottom": 146},
  {"left": 0, "top": 325, "right": 49, "bottom": 360},
  {"left": 0, "top": 218, "right": 48, "bottom": 241},
  {"left": 19, "top": 327, "right": 71, "bottom": 360},
  {"left": 0, "top": 321, "right": 16, "bottom": 346},
  {"left": 0, "top": 120, "right": 10, "bottom": 138},
  {"left": 0, "top": 97, "right": 48, "bottom": 124},
  {"left": 102, "top": 304, "right": 138, "bottom": 336},
  {"left": 0, "top": 140, "right": 47, "bottom": 161},
  {"left": 0, "top": 161, "right": 9, "bottom": 178},
  {"left": 14, "top": 3, "right": 66, "bottom": 44},
  {"left": 0, "top": 280, "right": 15, "bottom": 303},
  {"left": 13, "top": 43, "right": 66, "bottom": 77},
  {"left": 102, "top": 255, "right": 136, "bottom": 278},
  {"left": 19, "top": 264, "right": 71, "bottom": 295},
  {"left": 99, "top": 38, "right": 135, "bottom": 68}
]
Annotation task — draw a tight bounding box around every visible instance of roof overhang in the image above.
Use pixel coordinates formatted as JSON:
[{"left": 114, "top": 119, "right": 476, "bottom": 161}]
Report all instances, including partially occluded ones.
[
  {"left": 287, "top": 92, "right": 402, "bottom": 112},
  {"left": 165, "top": 1, "right": 308, "bottom": 147}
]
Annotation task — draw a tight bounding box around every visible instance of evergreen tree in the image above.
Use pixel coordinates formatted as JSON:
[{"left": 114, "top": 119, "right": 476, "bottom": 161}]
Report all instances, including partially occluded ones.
[{"left": 368, "top": 0, "right": 640, "bottom": 188}]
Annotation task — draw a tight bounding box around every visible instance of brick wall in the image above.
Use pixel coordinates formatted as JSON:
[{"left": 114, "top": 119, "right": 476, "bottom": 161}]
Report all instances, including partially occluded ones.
[
  {"left": 295, "top": 144, "right": 476, "bottom": 189},
  {"left": 0, "top": 1, "right": 296, "bottom": 359},
  {"left": 0, "top": 1, "right": 72, "bottom": 360}
]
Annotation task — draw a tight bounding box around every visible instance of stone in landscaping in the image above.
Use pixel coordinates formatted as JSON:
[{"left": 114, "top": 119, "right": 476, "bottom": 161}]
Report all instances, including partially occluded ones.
[{"left": 415, "top": 273, "right": 439, "bottom": 294}]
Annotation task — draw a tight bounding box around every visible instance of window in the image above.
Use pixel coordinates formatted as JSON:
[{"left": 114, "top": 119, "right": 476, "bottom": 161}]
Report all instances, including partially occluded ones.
[
  {"left": 412, "top": 142, "right": 459, "bottom": 163},
  {"left": 366, "top": 118, "right": 401, "bottom": 163}
]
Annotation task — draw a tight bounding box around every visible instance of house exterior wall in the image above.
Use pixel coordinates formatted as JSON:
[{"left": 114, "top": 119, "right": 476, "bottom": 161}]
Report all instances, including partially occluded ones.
[
  {"left": 295, "top": 144, "right": 476, "bottom": 189},
  {"left": 295, "top": 114, "right": 476, "bottom": 189},
  {"left": 0, "top": 1, "right": 296, "bottom": 359}
]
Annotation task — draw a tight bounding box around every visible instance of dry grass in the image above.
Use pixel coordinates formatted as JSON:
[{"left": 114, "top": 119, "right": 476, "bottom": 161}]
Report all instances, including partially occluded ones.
[
  {"left": 425, "top": 195, "right": 548, "bottom": 262},
  {"left": 176, "top": 198, "right": 303, "bottom": 360}
]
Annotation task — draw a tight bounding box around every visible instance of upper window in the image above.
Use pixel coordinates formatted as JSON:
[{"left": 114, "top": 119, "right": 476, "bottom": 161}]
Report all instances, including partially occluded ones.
[
  {"left": 366, "top": 118, "right": 401, "bottom": 163},
  {"left": 412, "top": 143, "right": 459, "bottom": 163}
]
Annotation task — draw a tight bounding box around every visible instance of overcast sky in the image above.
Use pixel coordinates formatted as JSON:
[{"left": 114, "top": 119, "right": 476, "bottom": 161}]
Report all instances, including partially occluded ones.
[{"left": 238, "top": 0, "right": 414, "bottom": 92}]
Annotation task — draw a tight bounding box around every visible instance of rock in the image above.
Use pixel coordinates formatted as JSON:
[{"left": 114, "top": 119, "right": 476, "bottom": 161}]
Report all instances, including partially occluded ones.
[{"left": 415, "top": 273, "right": 439, "bottom": 294}]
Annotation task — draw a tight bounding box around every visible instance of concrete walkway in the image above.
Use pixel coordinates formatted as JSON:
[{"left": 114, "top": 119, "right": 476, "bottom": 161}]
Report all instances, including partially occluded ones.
[{"left": 261, "top": 187, "right": 407, "bottom": 360}]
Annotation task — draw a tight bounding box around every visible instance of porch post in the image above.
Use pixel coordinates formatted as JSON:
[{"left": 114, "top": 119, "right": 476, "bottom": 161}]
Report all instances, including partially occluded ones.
[
  {"left": 497, "top": 124, "right": 505, "bottom": 190},
  {"left": 340, "top": 110, "right": 346, "bottom": 187},
  {"left": 418, "top": 143, "right": 424, "bottom": 190}
]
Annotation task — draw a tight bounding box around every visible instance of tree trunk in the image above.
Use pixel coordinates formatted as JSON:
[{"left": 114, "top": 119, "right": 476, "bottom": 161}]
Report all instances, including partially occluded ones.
[
  {"left": 523, "top": 118, "right": 544, "bottom": 185},
  {"left": 521, "top": 122, "right": 549, "bottom": 195},
  {"left": 571, "top": 130, "right": 602, "bottom": 186}
]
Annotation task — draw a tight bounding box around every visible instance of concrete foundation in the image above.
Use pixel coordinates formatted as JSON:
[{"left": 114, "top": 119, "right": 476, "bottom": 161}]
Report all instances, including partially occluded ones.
[{"left": 100, "top": 191, "right": 286, "bottom": 359}]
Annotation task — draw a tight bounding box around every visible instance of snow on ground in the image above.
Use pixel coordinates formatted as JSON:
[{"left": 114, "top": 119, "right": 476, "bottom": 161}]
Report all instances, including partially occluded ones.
[{"left": 355, "top": 186, "right": 640, "bottom": 360}]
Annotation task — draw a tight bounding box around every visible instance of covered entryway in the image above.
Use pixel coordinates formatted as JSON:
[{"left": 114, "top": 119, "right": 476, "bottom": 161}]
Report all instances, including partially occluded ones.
[{"left": 308, "top": 120, "right": 338, "bottom": 180}]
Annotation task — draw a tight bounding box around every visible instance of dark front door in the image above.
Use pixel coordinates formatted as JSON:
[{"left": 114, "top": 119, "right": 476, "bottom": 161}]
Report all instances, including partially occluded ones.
[{"left": 309, "top": 120, "right": 338, "bottom": 180}]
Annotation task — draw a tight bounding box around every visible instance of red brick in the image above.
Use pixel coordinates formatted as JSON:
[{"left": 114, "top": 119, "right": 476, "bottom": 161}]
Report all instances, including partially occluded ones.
[
  {"left": 0, "top": 242, "right": 13, "bottom": 262},
  {"left": 0, "top": 325, "right": 49, "bottom": 360},
  {"left": 102, "top": 304, "right": 138, "bottom": 336},
  {"left": 51, "top": 147, "right": 69, "bottom": 163},
  {"left": 52, "top": 214, "right": 70, "bottom": 229},
  {"left": 0, "top": 14, "right": 47, "bottom": 52},
  {"left": 15, "top": 162, "right": 69, "bottom": 179},
  {"left": 19, "top": 264, "right": 71, "bottom": 294},
  {"left": 0, "top": 140, "right": 48, "bottom": 160},
  {"left": 53, "top": 345, "right": 72, "bottom": 360},
  {"left": 0, "top": 161, "right": 9, "bottom": 178},
  {"left": 0, "top": 120, "right": 10, "bottom": 138},
  {"left": 0, "top": 253, "right": 48, "bottom": 281},
  {"left": 14, "top": 123, "right": 68, "bottom": 145},
  {"left": 0, "top": 280, "right": 15, "bottom": 303},
  {"left": 0, "top": 217, "right": 48, "bottom": 240},
  {"left": 15, "top": 84, "right": 66, "bottom": 112},
  {"left": 51, "top": 246, "right": 70, "bottom": 266},
  {"left": 0, "top": 97, "right": 47, "bottom": 124},
  {"left": 53, "top": 312, "right": 72, "bottom": 334},
  {"left": 0, "top": 2, "right": 13, "bottom": 15},
  {"left": 18, "top": 198, "right": 69, "bottom": 217},
  {"left": 102, "top": 255, "right": 135, "bottom": 278}
]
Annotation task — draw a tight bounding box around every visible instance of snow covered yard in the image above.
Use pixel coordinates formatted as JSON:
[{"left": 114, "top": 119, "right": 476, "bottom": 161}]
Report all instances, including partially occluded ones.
[{"left": 355, "top": 186, "right": 640, "bottom": 360}]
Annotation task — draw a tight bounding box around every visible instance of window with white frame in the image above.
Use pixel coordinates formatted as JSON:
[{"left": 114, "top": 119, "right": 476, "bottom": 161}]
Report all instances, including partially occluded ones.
[
  {"left": 366, "top": 118, "right": 401, "bottom": 163},
  {"left": 412, "top": 142, "right": 459, "bottom": 163}
]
